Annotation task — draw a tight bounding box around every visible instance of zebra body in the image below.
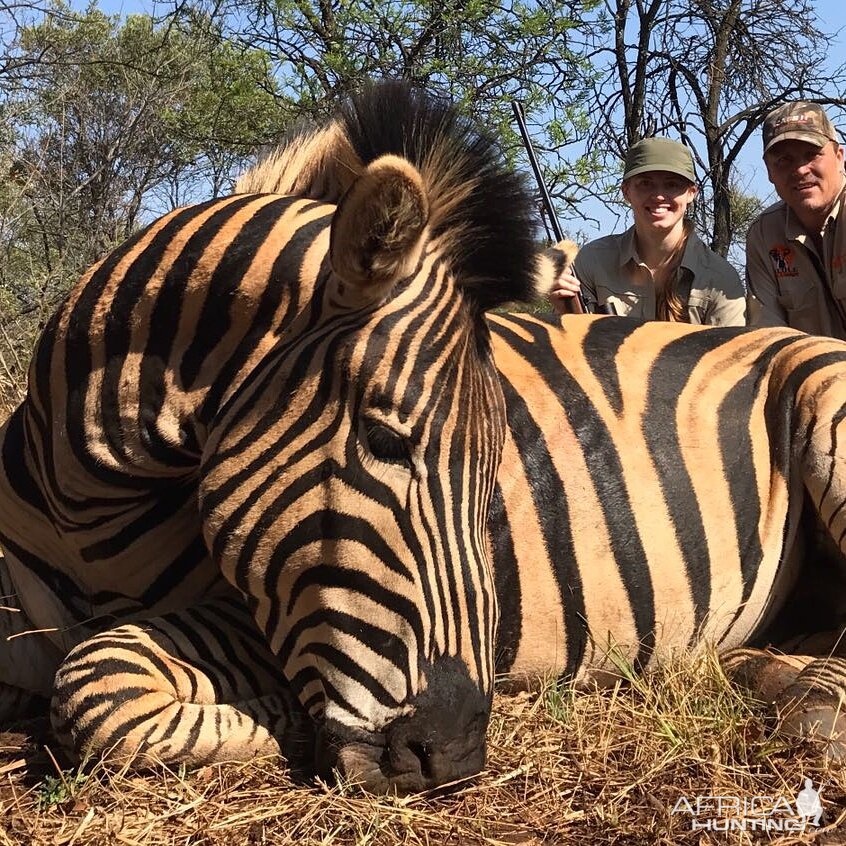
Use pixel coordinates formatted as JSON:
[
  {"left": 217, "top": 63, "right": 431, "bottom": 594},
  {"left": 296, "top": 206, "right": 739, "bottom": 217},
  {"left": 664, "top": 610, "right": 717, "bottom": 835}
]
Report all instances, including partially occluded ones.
[
  {"left": 1, "top": 194, "right": 324, "bottom": 654},
  {"left": 489, "top": 311, "right": 846, "bottom": 749},
  {"left": 4, "top": 83, "right": 846, "bottom": 791},
  {"left": 8, "top": 299, "right": 846, "bottom": 784}
]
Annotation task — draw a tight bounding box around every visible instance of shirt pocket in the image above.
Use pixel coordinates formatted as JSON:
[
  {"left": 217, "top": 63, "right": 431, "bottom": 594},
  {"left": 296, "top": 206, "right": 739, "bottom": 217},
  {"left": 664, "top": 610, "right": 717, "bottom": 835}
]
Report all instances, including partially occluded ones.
[
  {"left": 831, "top": 272, "right": 846, "bottom": 306},
  {"left": 596, "top": 285, "right": 646, "bottom": 318},
  {"left": 776, "top": 278, "right": 819, "bottom": 331}
]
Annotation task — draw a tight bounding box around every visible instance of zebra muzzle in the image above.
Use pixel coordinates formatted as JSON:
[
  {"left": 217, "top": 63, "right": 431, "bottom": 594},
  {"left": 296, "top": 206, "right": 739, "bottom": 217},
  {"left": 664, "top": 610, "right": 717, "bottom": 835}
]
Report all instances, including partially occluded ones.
[{"left": 314, "top": 656, "right": 491, "bottom": 793}]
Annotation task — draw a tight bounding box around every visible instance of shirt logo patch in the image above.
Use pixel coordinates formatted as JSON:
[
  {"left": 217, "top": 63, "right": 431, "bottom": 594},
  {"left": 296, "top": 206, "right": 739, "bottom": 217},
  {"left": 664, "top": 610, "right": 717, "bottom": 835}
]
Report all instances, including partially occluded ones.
[
  {"left": 769, "top": 245, "right": 799, "bottom": 278},
  {"left": 834, "top": 254, "right": 846, "bottom": 274}
]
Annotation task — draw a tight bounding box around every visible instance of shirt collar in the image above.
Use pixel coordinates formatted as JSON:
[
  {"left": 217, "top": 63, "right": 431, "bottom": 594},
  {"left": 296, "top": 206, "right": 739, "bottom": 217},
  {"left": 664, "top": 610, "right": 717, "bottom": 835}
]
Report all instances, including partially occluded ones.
[{"left": 620, "top": 224, "right": 697, "bottom": 276}]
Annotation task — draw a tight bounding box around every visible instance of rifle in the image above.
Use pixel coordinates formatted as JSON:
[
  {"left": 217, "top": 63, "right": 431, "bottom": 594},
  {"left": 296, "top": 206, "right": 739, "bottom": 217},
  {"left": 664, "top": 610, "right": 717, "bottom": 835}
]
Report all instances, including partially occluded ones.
[{"left": 511, "top": 101, "right": 616, "bottom": 316}]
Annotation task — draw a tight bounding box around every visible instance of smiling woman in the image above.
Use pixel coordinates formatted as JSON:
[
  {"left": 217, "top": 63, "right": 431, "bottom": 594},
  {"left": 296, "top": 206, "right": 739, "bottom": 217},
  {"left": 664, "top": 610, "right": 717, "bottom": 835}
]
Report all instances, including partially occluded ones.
[{"left": 548, "top": 137, "right": 746, "bottom": 326}]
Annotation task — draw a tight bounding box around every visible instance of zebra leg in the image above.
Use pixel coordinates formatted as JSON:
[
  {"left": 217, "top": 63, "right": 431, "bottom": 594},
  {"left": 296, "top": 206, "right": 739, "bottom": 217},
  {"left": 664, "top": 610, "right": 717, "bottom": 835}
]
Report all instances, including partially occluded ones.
[
  {"left": 796, "top": 364, "right": 846, "bottom": 559},
  {"left": 772, "top": 627, "right": 846, "bottom": 758},
  {"left": 773, "top": 657, "right": 846, "bottom": 759},
  {"left": 721, "top": 647, "right": 816, "bottom": 702},
  {"left": 50, "top": 597, "right": 309, "bottom": 769},
  {"left": 747, "top": 364, "right": 846, "bottom": 755},
  {"left": 0, "top": 548, "right": 64, "bottom": 721}
]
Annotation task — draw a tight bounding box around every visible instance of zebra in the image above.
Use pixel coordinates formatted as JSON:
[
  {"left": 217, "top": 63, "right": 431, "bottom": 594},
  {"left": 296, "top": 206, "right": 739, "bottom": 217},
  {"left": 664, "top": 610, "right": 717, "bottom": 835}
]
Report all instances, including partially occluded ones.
[
  {"left": 0, "top": 81, "right": 539, "bottom": 794},
  {"left": 6, "top": 87, "right": 846, "bottom": 796},
  {"left": 490, "top": 301, "right": 846, "bottom": 756}
]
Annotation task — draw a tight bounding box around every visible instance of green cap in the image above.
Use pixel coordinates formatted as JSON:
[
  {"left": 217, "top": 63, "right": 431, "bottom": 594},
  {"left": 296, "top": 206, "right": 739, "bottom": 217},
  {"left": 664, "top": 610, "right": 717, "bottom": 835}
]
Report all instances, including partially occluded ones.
[
  {"left": 623, "top": 137, "right": 696, "bottom": 183},
  {"left": 762, "top": 101, "right": 838, "bottom": 154}
]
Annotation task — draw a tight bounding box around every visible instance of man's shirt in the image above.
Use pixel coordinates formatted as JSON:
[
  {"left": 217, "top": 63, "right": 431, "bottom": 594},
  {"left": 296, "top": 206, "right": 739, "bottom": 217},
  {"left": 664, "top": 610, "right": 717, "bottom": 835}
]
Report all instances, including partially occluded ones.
[{"left": 746, "top": 183, "right": 846, "bottom": 339}]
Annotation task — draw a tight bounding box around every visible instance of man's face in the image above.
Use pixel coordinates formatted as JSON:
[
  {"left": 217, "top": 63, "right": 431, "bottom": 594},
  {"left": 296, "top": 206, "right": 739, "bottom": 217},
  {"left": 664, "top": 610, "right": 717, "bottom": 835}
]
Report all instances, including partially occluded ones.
[{"left": 764, "top": 139, "right": 845, "bottom": 228}]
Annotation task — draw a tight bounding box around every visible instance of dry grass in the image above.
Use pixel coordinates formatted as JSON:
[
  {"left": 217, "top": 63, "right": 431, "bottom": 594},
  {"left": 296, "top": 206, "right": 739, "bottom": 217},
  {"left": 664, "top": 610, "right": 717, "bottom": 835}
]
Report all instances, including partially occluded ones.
[
  {"left": 2, "top": 650, "right": 845, "bottom": 845},
  {"left": 0, "top": 375, "right": 23, "bottom": 426}
]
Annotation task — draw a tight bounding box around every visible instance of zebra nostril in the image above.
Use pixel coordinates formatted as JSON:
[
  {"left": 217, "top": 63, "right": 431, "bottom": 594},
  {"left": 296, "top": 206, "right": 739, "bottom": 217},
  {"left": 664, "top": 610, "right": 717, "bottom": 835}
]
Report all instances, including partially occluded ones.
[{"left": 406, "top": 739, "right": 434, "bottom": 779}]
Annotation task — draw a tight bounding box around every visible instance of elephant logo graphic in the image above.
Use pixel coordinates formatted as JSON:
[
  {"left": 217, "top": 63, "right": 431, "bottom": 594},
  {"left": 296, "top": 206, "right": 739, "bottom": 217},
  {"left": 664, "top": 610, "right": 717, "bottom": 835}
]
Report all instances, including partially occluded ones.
[{"left": 769, "top": 245, "right": 798, "bottom": 278}]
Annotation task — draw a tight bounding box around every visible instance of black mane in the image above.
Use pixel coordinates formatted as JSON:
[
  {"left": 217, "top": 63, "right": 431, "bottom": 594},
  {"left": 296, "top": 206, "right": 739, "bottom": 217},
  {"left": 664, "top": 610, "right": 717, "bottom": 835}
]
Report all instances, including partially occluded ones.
[{"left": 338, "top": 81, "right": 539, "bottom": 311}]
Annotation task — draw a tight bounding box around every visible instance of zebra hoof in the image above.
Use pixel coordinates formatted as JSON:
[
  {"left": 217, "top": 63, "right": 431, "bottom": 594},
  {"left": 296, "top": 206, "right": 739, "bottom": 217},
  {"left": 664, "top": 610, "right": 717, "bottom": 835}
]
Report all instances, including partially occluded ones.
[
  {"left": 721, "top": 647, "right": 813, "bottom": 702},
  {"left": 776, "top": 679, "right": 846, "bottom": 761},
  {"left": 778, "top": 703, "right": 846, "bottom": 761}
]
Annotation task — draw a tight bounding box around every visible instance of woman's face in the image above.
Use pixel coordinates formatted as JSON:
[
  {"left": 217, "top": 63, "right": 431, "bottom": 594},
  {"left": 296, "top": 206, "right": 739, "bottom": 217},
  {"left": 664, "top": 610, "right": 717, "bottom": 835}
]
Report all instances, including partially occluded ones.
[{"left": 622, "top": 170, "right": 697, "bottom": 233}]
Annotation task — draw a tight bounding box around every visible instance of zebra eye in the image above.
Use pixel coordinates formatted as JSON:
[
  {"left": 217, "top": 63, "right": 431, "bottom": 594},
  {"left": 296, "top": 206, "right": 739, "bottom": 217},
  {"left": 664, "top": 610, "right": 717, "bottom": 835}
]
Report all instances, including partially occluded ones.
[{"left": 363, "top": 420, "right": 413, "bottom": 466}]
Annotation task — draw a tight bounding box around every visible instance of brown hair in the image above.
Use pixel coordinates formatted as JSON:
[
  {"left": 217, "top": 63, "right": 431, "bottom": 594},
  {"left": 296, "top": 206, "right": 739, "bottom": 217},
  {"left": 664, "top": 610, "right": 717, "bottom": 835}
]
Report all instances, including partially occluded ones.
[{"left": 655, "top": 219, "right": 693, "bottom": 323}]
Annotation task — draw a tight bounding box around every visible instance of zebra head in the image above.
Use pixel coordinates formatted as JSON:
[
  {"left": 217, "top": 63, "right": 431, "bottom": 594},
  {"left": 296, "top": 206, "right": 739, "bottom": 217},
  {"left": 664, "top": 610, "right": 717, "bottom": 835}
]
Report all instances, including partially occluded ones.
[{"left": 200, "top": 83, "right": 538, "bottom": 792}]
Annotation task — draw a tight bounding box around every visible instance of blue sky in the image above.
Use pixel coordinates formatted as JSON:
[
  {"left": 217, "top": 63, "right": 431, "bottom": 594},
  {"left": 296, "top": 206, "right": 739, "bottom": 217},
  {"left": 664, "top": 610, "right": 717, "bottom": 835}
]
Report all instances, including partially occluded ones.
[{"left": 574, "top": 0, "right": 846, "bottom": 243}]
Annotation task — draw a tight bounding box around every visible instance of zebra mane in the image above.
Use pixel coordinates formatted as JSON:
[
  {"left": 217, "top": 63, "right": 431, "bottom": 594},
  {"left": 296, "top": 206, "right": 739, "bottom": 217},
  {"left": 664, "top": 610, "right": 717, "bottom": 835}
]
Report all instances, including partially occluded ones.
[
  {"left": 234, "top": 120, "right": 361, "bottom": 205},
  {"left": 236, "top": 80, "right": 539, "bottom": 311}
]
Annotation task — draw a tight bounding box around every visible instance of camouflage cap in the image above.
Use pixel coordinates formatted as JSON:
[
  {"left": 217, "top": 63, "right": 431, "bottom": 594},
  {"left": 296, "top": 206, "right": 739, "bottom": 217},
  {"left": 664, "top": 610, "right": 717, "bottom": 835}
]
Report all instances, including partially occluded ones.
[
  {"left": 762, "top": 101, "right": 838, "bottom": 154},
  {"left": 622, "top": 137, "right": 696, "bottom": 183}
]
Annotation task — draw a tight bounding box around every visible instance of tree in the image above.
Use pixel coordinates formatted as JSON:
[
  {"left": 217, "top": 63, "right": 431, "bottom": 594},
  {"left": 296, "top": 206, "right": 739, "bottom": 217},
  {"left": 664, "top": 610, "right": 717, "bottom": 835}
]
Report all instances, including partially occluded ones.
[
  {"left": 197, "top": 0, "right": 600, "bottom": 229},
  {"left": 572, "top": 0, "right": 846, "bottom": 257},
  {"left": 6, "top": 5, "right": 285, "bottom": 258},
  {"left": 0, "top": 2, "right": 285, "bottom": 408}
]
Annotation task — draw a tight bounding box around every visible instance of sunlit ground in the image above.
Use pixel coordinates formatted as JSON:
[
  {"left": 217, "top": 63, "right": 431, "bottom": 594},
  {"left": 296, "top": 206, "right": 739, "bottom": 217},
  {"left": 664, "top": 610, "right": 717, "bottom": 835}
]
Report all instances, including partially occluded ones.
[{"left": 2, "top": 650, "right": 844, "bottom": 845}]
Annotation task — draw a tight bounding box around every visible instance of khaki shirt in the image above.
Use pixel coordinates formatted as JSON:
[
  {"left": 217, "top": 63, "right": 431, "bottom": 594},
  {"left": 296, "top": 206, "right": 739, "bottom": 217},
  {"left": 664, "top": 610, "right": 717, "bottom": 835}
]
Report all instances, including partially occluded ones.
[
  {"left": 572, "top": 227, "right": 746, "bottom": 325},
  {"left": 746, "top": 183, "right": 846, "bottom": 339}
]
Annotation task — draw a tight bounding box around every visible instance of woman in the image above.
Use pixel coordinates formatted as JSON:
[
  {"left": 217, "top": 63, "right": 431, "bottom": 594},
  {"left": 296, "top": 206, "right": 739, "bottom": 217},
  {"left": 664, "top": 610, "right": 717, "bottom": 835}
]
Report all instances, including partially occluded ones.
[{"left": 549, "top": 137, "right": 745, "bottom": 325}]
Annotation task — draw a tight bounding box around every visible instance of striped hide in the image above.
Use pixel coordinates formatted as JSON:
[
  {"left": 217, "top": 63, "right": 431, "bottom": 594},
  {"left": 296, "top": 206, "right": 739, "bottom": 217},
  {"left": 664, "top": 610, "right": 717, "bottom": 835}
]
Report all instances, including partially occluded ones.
[
  {"left": 490, "top": 311, "right": 846, "bottom": 755},
  {"left": 0, "top": 81, "right": 539, "bottom": 793}
]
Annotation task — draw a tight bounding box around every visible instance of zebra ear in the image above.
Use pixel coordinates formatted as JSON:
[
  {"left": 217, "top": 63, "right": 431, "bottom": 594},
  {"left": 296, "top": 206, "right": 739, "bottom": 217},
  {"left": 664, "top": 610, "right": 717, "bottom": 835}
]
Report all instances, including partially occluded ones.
[{"left": 329, "top": 154, "right": 430, "bottom": 306}]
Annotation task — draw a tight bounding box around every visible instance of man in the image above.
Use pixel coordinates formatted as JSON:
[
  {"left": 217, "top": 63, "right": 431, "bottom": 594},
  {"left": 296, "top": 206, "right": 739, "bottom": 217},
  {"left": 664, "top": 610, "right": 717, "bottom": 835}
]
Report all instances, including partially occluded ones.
[{"left": 746, "top": 101, "right": 846, "bottom": 337}]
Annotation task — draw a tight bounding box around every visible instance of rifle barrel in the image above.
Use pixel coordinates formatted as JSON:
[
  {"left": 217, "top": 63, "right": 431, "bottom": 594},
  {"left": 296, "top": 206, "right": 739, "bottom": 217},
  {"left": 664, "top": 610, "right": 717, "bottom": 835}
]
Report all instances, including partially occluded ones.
[
  {"left": 511, "top": 100, "right": 586, "bottom": 314},
  {"left": 511, "top": 101, "right": 564, "bottom": 243}
]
